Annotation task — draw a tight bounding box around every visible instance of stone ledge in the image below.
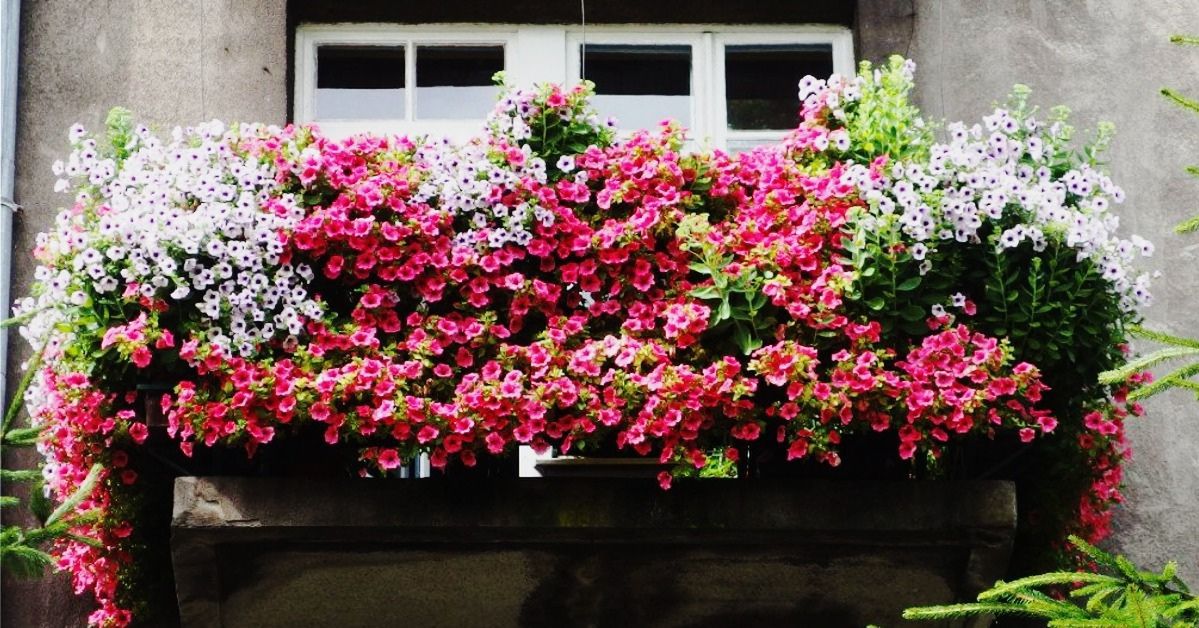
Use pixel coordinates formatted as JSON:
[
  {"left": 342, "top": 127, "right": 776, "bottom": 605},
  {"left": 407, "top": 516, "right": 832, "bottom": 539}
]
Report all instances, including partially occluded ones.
[{"left": 171, "top": 477, "right": 1015, "bottom": 628}]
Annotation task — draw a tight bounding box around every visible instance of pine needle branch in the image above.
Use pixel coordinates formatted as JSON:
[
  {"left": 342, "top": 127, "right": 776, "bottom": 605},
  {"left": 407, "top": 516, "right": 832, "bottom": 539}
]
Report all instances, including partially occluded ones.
[
  {"left": 1128, "top": 325, "right": 1199, "bottom": 349},
  {"left": 1098, "top": 346, "right": 1199, "bottom": 384},
  {"left": 1, "top": 340, "right": 47, "bottom": 436},
  {"left": 1129, "top": 361, "right": 1199, "bottom": 400},
  {"left": 1175, "top": 213, "right": 1199, "bottom": 234},
  {"left": 44, "top": 464, "right": 103, "bottom": 527},
  {"left": 902, "top": 602, "right": 1037, "bottom": 620},
  {"left": 1163, "top": 88, "right": 1199, "bottom": 115}
]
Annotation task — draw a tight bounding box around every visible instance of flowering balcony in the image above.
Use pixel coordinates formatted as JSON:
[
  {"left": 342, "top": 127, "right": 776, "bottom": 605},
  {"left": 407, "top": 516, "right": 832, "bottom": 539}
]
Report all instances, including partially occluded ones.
[{"left": 4, "top": 54, "right": 1153, "bottom": 627}]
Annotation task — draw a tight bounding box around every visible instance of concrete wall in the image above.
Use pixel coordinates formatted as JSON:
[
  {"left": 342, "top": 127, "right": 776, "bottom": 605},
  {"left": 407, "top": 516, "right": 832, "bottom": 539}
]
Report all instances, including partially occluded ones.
[
  {"left": 4, "top": 1, "right": 1199, "bottom": 625},
  {"left": 1, "top": 2, "right": 287, "bottom": 626},
  {"left": 893, "top": 0, "right": 1199, "bottom": 584}
]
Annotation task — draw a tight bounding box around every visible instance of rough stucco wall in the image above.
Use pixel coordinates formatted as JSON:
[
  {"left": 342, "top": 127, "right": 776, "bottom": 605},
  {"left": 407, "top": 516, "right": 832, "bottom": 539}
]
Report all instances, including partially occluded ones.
[
  {"left": 896, "top": 0, "right": 1199, "bottom": 582},
  {"left": 1, "top": 1, "right": 286, "bottom": 627}
]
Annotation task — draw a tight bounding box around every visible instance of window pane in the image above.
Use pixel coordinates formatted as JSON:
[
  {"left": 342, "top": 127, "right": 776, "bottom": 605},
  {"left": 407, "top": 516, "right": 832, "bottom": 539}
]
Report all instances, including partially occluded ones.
[
  {"left": 582, "top": 44, "right": 691, "bottom": 129},
  {"left": 416, "top": 46, "right": 504, "bottom": 119},
  {"left": 316, "top": 46, "right": 406, "bottom": 120},
  {"left": 725, "top": 44, "right": 833, "bottom": 130}
]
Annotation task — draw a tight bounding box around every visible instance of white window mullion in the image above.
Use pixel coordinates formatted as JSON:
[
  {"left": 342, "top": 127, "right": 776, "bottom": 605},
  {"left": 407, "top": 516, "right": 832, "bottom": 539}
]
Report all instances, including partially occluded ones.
[
  {"left": 831, "top": 30, "right": 855, "bottom": 77},
  {"left": 294, "top": 29, "right": 316, "bottom": 123},
  {"left": 709, "top": 31, "right": 727, "bottom": 150},
  {"left": 404, "top": 40, "right": 416, "bottom": 122},
  {"left": 694, "top": 31, "right": 715, "bottom": 147},
  {"left": 512, "top": 26, "right": 567, "bottom": 85}
]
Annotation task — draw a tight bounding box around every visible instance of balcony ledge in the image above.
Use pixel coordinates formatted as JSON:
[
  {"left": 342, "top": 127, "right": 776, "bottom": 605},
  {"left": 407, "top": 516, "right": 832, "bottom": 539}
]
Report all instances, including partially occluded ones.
[{"left": 171, "top": 477, "right": 1016, "bottom": 627}]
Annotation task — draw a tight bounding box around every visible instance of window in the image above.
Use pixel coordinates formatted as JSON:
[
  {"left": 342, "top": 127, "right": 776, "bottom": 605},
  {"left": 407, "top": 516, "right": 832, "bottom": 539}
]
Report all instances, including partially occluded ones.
[
  {"left": 713, "top": 32, "right": 849, "bottom": 152},
  {"left": 583, "top": 44, "right": 693, "bottom": 130},
  {"left": 296, "top": 25, "right": 852, "bottom": 150},
  {"left": 315, "top": 45, "right": 407, "bottom": 120},
  {"left": 295, "top": 27, "right": 514, "bottom": 139},
  {"left": 415, "top": 45, "right": 505, "bottom": 119}
]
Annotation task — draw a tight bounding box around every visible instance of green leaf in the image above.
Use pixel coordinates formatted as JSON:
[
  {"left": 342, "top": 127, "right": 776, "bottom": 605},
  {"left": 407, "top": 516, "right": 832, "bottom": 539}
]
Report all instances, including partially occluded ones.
[
  {"left": 1163, "top": 599, "right": 1199, "bottom": 618},
  {"left": 730, "top": 308, "right": 754, "bottom": 321},
  {"left": 29, "top": 485, "right": 52, "bottom": 523},
  {"left": 896, "top": 276, "right": 922, "bottom": 291},
  {"left": 747, "top": 290, "right": 767, "bottom": 311},
  {"left": 865, "top": 297, "right": 886, "bottom": 311},
  {"left": 733, "top": 325, "right": 762, "bottom": 355},
  {"left": 899, "top": 303, "right": 926, "bottom": 321}
]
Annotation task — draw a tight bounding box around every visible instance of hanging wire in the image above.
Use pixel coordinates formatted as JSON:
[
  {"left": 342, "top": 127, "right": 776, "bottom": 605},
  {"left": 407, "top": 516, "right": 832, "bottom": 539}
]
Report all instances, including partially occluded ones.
[{"left": 580, "top": 0, "right": 587, "bottom": 80}]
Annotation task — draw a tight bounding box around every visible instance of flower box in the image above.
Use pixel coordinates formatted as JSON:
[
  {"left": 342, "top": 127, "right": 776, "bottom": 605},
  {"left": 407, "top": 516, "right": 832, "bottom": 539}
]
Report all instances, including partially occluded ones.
[{"left": 534, "top": 456, "right": 669, "bottom": 478}]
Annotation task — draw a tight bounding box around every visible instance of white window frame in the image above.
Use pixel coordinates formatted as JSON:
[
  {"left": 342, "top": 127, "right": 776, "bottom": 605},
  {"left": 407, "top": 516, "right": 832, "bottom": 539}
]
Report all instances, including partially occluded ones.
[
  {"left": 565, "top": 25, "right": 853, "bottom": 149},
  {"left": 296, "top": 23, "right": 853, "bottom": 149},
  {"left": 564, "top": 30, "right": 711, "bottom": 142},
  {"left": 713, "top": 28, "right": 855, "bottom": 149},
  {"left": 294, "top": 25, "right": 516, "bottom": 140}
]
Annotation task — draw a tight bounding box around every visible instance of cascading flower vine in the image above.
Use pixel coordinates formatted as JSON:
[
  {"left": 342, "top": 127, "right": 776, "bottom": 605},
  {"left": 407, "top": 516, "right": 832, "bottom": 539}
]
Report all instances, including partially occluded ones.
[{"left": 8, "top": 59, "right": 1153, "bottom": 625}]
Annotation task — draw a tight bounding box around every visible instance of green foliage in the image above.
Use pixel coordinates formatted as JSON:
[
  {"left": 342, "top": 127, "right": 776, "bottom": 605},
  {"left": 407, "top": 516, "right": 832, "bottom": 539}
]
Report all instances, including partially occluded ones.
[
  {"left": 677, "top": 213, "right": 777, "bottom": 355},
  {"left": 0, "top": 334, "right": 104, "bottom": 579},
  {"left": 1, "top": 464, "right": 103, "bottom": 578},
  {"left": 490, "top": 75, "right": 615, "bottom": 179},
  {"left": 835, "top": 61, "right": 1139, "bottom": 571},
  {"left": 1165, "top": 35, "right": 1199, "bottom": 236},
  {"left": 903, "top": 536, "right": 1198, "bottom": 627},
  {"left": 840, "top": 210, "right": 956, "bottom": 336},
  {"left": 672, "top": 448, "right": 739, "bottom": 480},
  {"left": 1, "top": 342, "right": 45, "bottom": 436},
  {"left": 1163, "top": 88, "right": 1199, "bottom": 117},
  {"left": 973, "top": 239, "right": 1126, "bottom": 404},
  {"left": 105, "top": 106, "right": 135, "bottom": 163},
  {"left": 842, "top": 56, "right": 933, "bottom": 164},
  {"left": 843, "top": 83, "right": 1129, "bottom": 419},
  {"left": 1101, "top": 326, "right": 1199, "bottom": 400}
]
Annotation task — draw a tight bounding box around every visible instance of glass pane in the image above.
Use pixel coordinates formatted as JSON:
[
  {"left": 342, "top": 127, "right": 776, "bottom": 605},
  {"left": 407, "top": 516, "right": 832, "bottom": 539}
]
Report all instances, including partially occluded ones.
[
  {"left": 582, "top": 44, "right": 691, "bottom": 129},
  {"left": 725, "top": 44, "right": 833, "bottom": 130},
  {"left": 416, "top": 46, "right": 505, "bottom": 119},
  {"left": 316, "top": 46, "right": 406, "bottom": 120}
]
